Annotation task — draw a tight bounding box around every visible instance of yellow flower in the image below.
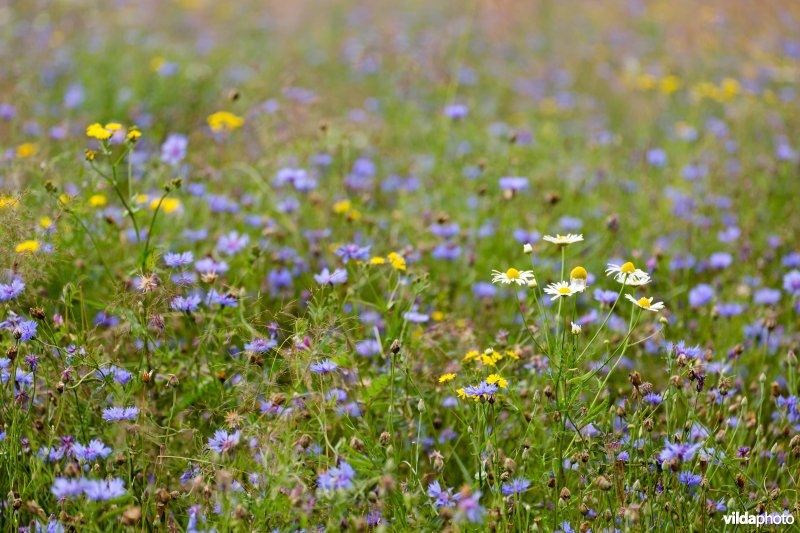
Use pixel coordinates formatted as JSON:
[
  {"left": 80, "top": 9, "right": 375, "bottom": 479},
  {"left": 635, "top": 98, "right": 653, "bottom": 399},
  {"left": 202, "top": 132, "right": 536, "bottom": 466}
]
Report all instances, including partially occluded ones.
[
  {"left": 463, "top": 350, "right": 480, "bottom": 362},
  {"left": 346, "top": 209, "right": 362, "bottom": 221},
  {"left": 388, "top": 252, "right": 406, "bottom": 271},
  {"left": 126, "top": 128, "right": 142, "bottom": 142},
  {"left": 0, "top": 195, "right": 19, "bottom": 209},
  {"left": 40, "top": 216, "right": 53, "bottom": 229},
  {"left": 135, "top": 194, "right": 150, "bottom": 204},
  {"left": 456, "top": 387, "right": 467, "bottom": 400},
  {"left": 431, "top": 311, "right": 444, "bottom": 321},
  {"left": 658, "top": 75, "right": 681, "bottom": 95},
  {"left": 150, "top": 197, "right": 181, "bottom": 213},
  {"left": 84, "top": 149, "right": 96, "bottom": 161},
  {"left": 505, "top": 350, "right": 519, "bottom": 360},
  {"left": 486, "top": 374, "right": 508, "bottom": 389},
  {"left": 16, "top": 143, "right": 37, "bottom": 158},
  {"left": 150, "top": 56, "right": 166, "bottom": 72},
  {"left": 370, "top": 256, "right": 386, "bottom": 265},
  {"left": 89, "top": 194, "right": 107, "bottom": 207},
  {"left": 104, "top": 122, "right": 123, "bottom": 132},
  {"left": 207, "top": 111, "right": 245, "bottom": 133},
  {"left": 15, "top": 240, "right": 40, "bottom": 253},
  {"left": 58, "top": 194, "right": 72, "bottom": 205},
  {"left": 333, "top": 199, "right": 351, "bottom": 213},
  {"left": 480, "top": 349, "right": 503, "bottom": 366},
  {"left": 86, "top": 123, "right": 112, "bottom": 140},
  {"left": 438, "top": 373, "right": 456, "bottom": 383}
]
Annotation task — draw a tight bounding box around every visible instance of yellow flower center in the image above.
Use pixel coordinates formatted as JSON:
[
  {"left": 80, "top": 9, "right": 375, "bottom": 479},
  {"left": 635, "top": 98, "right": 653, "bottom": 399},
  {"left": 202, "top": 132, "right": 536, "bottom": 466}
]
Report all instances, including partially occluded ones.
[
  {"left": 621, "top": 262, "right": 635, "bottom": 274},
  {"left": 558, "top": 286, "right": 572, "bottom": 294},
  {"left": 637, "top": 297, "right": 651, "bottom": 308},
  {"left": 570, "top": 266, "right": 587, "bottom": 280},
  {"left": 505, "top": 268, "right": 520, "bottom": 280}
]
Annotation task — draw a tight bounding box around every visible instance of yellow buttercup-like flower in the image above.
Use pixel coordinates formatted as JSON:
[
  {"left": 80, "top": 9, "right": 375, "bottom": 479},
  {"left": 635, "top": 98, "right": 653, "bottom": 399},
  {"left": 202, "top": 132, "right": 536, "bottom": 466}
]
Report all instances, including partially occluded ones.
[
  {"left": 438, "top": 373, "right": 456, "bottom": 383},
  {"left": 370, "top": 256, "right": 386, "bottom": 265},
  {"left": 16, "top": 143, "right": 37, "bottom": 158},
  {"left": 15, "top": 240, "right": 40, "bottom": 253},
  {"left": 0, "top": 195, "right": 19, "bottom": 209},
  {"left": 207, "top": 111, "right": 245, "bottom": 133},
  {"left": 86, "top": 123, "right": 112, "bottom": 140},
  {"left": 388, "top": 252, "right": 406, "bottom": 271},
  {"left": 486, "top": 374, "right": 508, "bottom": 389},
  {"left": 40, "top": 216, "right": 53, "bottom": 229},
  {"left": 333, "top": 199, "right": 351, "bottom": 214},
  {"left": 89, "top": 194, "right": 107, "bottom": 207},
  {"left": 150, "top": 197, "right": 181, "bottom": 213}
]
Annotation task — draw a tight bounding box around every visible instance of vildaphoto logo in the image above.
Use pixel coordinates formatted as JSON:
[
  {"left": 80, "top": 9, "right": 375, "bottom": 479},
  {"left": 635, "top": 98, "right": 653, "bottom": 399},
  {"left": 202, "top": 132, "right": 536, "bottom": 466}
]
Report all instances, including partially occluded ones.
[{"left": 722, "top": 511, "right": 795, "bottom": 528}]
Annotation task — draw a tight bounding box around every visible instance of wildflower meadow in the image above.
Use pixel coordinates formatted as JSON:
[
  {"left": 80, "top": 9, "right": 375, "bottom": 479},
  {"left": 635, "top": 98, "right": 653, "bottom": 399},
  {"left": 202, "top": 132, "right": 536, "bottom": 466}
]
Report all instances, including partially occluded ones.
[{"left": 2, "top": 1, "right": 800, "bottom": 531}]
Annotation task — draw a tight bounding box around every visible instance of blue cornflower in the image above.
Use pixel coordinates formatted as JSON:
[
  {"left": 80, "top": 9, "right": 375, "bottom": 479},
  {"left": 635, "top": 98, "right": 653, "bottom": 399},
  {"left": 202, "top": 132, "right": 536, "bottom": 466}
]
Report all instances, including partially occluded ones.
[
  {"left": 593, "top": 288, "right": 618, "bottom": 305},
  {"left": 498, "top": 176, "right": 528, "bottom": 191},
  {"left": 427, "top": 481, "right": 461, "bottom": 508},
  {"left": 443, "top": 104, "right": 468, "bottom": 119},
  {"left": 317, "top": 461, "right": 355, "bottom": 490},
  {"left": 73, "top": 439, "right": 112, "bottom": 462},
  {"left": 457, "top": 490, "right": 485, "bottom": 524},
  {"left": 643, "top": 392, "right": 662, "bottom": 405},
  {"left": 335, "top": 243, "right": 370, "bottom": 263},
  {"left": 195, "top": 257, "right": 229, "bottom": 274},
  {"left": 160, "top": 134, "right": 188, "bottom": 166},
  {"left": 314, "top": 268, "right": 347, "bottom": 285},
  {"left": 659, "top": 438, "right": 703, "bottom": 463},
  {"left": 164, "top": 251, "right": 194, "bottom": 268},
  {"left": 102, "top": 406, "right": 139, "bottom": 422},
  {"left": 208, "top": 429, "right": 241, "bottom": 453},
  {"left": 678, "top": 471, "right": 702, "bottom": 487},
  {"left": 688, "top": 284, "right": 714, "bottom": 307},
  {"left": 217, "top": 231, "right": 249, "bottom": 256},
  {"left": 95, "top": 365, "right": 132, "bottom": 385},
  {"left": 0, "top": 277, "right": 24, "bottom": 302},
  {"left": 310, "top": 359, "right": 338, "bottom": 374},
  {"left": 355, "top": 339, "right": 381, "bottom": 357},
  {"left": 501, "top": 477, "right": 531, "bottom": 496},
  {"left": 205, "top": 289, "right": 238, "bottom": 308},
  {"left": 171, "top": 294, "right": 202, "bottom": 312},
  {"left": 82, "top": 478, "right": 127, "bottom": 500},
  {"left": 50, "top": 478, "right": 84, "bottom": 499},
  {"left": 463, "top": 381, "right": 498, "bottom": 399},
  {"left": 244, "top": 338, "right": 277, "bottom": 353}
]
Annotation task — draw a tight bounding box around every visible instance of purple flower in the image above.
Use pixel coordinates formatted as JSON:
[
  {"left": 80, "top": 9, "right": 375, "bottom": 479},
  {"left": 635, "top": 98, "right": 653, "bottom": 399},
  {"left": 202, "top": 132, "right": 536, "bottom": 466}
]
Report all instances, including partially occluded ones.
[
  {"left": 716, "top": 302, "right": 745, "bottom": 317},
  {"left": 73, "top": 439, "right": 112, "bottom": 462},
  {"left": 82, "top": 478, "right": 127, "bottom": 500},
  {"left": 427, "top": 481, "right": 461, "bottom": 508},
  {"left": 498, "top": 176, "right": 528, "bottom": 191},
  {"left": 688, "top": 284, "right": 714, "bottom": 307},
  {"left": 95, "top": 365, "right": 132, "bottom": 385},
  {"left": 594, "top": 289, "right": 618, "bottom": 305},
  {"left": 443, "top": 104, "right": 468, "bottom": 120},
  {"left": 205, "top": 289, "right": 238, "bottom": 308},
  {"left": 310, "top": 359, "right": 338, "bottom": 374},
  {"left": 314, "top": 268, "right": 347, "bottom": 285},
  {"left": 403, "top": 311, "right": 429, "bottom": 323},
  {"left": 647, "top": 148, "right": 668, "bottom": 167},
  {"left": 51, "top": 478, "right": 84, "bottom": 499},
  {"left": 462, "top": 381, "right": 498, "bottom": 398},
  {"left": 659, "top": 439, "right": 703, "bottom": 463},
  {"left": 160, "top": 133, "right": 188, "bottom": 166},
  {"left": 0, "top": 277, "right": 24, "bottom": 302},
  {"left": 708, "top": 252, "right": 733, "bottom": 269},
  {"left": 208, "top": 429, "right": 241, "bottom": 453},
  {"left": 355, "top": 339, "right": 381, "bottom": 357},
  {"left": 501, "top": 477, "right": 531, "bottom": 496},
  {"left": 643, "top": 392, "right": 662, "bottom": 405},
  {"left": 195, "top": 257, "right": 229, "bottom": 274},
  {"left": 317, "top": 461, "right": 355, "bottom": 490},
  {"left": 784, "top": 270, "right": 800, "bottom": 296},
  {"left": 678, "top": 471, "right": 702, "bottom": 487},
  {"left": 335, "top": 243, "right": 370, "bottom": 263},
  {"left": 102, "top": 406, "right": 139, "bottom": 422},
  {"left": 217, "top": 231, "right": 249, "bottom": 256},
  {"left": 164, "top": 251, "right": 194, "bottom": 268},
  {"left": 171, "top": 294, "right": 202, "bottom": 312},
  {"left": 753, "top": 288, "right": 781, "bottom": 305},
  {"left": 244, "top": 338, "right": 277, "bottom": 353},
  {"left": 457, "top": 490, "right": 485, "bottom": 524}
]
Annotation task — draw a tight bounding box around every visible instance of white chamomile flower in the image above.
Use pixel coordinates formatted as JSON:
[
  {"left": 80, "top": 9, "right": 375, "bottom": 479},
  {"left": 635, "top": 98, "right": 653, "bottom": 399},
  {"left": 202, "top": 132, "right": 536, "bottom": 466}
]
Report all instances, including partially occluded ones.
[
  {"left": 491, "top": 268, "right": 536, "bottom": 286},
  {"left": 571, "top": 323, "right": 582, "bottom": 335},
  {"left": 605, "top": 262, "right": 651, "bottom": 286},
  {"left": 625, "top": 293, "right": 665, "bottom": 312},
  {"left": 543, "top": 281, "right": 584, "bottom": 300},
  {"left": 543, "top": 233, "right": 584, "bottom": 246},
  {"left": 523, "top": 243, "right": 533, "bottom": 254}
]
